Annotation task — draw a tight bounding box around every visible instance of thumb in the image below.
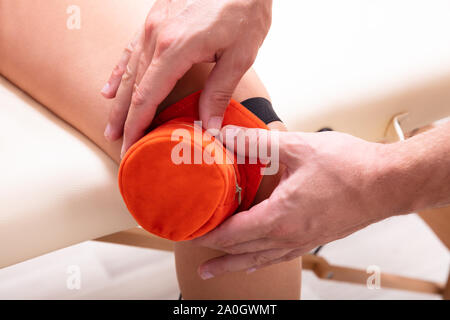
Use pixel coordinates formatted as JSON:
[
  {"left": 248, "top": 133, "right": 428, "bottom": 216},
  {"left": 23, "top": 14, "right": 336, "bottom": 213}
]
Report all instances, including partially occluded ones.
[
  {"left": 199, "top": 51, "right": 251, "bottom": 132},
  {"left": 191, "top": 198, "right": 274, "bottom": 250}
]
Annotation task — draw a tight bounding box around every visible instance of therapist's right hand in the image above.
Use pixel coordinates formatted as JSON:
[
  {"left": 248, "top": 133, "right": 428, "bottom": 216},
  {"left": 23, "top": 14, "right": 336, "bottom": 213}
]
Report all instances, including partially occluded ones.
[{"left": 192, "top": 126, "right": 397, "bottom": 279}]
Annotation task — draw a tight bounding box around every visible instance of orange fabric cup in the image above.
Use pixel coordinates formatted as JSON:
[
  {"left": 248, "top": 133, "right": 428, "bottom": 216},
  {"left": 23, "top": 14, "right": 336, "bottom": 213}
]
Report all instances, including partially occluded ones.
[{"left": 118, "top": 91, "right": 268, "bottom": 241}]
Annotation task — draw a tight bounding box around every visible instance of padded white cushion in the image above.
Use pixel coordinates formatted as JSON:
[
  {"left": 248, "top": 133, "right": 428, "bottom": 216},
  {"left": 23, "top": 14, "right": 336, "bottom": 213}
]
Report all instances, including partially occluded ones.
[{"left": 0, "top": 77, "right": 137, "bottom": 268}]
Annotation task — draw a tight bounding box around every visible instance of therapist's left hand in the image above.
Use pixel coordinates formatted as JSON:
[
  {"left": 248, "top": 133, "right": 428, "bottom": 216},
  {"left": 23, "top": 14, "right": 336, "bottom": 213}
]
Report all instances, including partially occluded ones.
[
  {"left": 101, "top": 0, "right": 273, "bottom": 158},
  {"left": 191, "top": 126, "right": 398, "bottom": 280}
]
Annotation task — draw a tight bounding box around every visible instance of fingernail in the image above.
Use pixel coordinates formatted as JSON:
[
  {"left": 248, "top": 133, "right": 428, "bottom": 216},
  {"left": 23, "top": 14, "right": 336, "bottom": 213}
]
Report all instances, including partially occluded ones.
[
  {"left": 247, "top": 268, "right": 257, "bottom": 274},
  {"left": 200, "top": 271, "right": 215, "bottom": 280},
  {"left": 104, "top": 124, "right": 112, "bottom": 140},
  {"left": 207, "top": 116, "right": 223, "bottom": 131},
  {"left": 101, "top": 83, "right": 110, "bottom": 95}
]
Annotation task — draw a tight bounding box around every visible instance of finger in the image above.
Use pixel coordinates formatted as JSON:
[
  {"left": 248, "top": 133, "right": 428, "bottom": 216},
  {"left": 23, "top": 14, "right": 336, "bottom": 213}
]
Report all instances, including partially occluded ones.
[
  {"left": 199, "top": 51, "right": 253, "bottom": 133},
  {"left": 191, "top": 199, "right": 273, "bottom": 250},
  {"left": 121, "top": 55, "right": 193, "bottom": 157},
  {"left": 104, "top": 42, "right": 143, "bottom": 141},
  {"left": 101, "top": 32, "right": 141, "bottom": 99},
  {"left": 197, "top": 248, "right": 293, "bottom": 280},
  {"left": 135, "top": 37, "right": 157, "bottom": 85},
  {"left": 220, "top": 125, "right": 296, "bottom": 166},
  {"left": 222, "top": 238, "right": 295, "bottom": 255}
]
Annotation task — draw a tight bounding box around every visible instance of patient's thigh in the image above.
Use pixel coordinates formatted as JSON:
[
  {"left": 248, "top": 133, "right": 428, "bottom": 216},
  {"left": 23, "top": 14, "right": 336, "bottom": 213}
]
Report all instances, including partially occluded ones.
[
  {"left": 0, "top": 0, "right": 269, "bottom": 162},
  {"left": 0, "top": 0, "right": 157, "bottom": 159}
]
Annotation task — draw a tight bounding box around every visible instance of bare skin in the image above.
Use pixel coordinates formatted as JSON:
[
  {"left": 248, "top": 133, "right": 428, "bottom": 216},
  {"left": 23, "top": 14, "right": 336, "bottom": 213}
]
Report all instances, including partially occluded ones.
[{"left": 0, "top": 0, "right": 301, "bottom": 299}]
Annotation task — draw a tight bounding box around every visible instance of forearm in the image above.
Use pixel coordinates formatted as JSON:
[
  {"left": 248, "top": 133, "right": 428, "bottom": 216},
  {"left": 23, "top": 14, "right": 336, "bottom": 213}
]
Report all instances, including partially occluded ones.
[{"left": 381, "top": 122, "right": 450, "bottom": 216}]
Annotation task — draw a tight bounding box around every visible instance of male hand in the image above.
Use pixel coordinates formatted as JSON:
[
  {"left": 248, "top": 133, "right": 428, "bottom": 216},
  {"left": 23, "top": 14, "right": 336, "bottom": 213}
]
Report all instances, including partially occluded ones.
[
  {"left": 101, "top": 0, "right": 273, "bottom": 158},
  {"left": 192, "top": 126, "right": 397, "bottom": 280}
]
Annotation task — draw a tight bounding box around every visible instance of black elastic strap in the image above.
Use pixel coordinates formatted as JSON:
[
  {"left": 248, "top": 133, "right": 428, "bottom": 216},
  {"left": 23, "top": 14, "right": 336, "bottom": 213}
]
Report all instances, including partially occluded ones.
[{"left": 240, "top": 97, "right": 282, "bottom": 125}]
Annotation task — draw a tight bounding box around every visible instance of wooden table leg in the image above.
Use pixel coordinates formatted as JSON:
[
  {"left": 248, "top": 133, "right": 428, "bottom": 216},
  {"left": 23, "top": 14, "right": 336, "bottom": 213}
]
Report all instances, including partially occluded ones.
[
  {"left": 303, "top": 254, "right": 444, "bottom": 296},
  {"left": 418, "top": 206, "right": 450, "bottom": 250},
  {"left": 95, "top": 227, "right": 174, "bottom": 252}
]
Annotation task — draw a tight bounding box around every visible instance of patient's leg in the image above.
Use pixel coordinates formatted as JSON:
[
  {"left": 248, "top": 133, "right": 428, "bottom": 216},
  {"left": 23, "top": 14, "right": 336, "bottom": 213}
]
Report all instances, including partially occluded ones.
[
  {"left": 0, "top": 0, "right": 301, "bottom": 299},
  {"left": 0, "top": 0, "right": 270, "bottom": 163}
]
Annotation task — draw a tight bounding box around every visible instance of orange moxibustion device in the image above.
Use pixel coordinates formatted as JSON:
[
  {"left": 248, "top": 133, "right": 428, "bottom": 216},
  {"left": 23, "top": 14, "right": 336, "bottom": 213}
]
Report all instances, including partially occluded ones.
[{"left": 118, "top": 91, "right": 268, "bottom": 241}]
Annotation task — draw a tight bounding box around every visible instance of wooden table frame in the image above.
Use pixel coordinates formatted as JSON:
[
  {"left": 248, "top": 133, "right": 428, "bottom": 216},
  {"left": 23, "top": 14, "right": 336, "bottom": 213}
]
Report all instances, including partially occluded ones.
[{"left": 95, "top": 206, "right": 450, "bottom": 300}]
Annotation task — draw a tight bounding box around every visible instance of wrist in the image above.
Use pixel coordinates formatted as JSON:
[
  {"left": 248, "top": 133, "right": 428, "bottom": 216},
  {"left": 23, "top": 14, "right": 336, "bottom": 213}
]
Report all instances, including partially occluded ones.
[
  {"left": 363, "top": 142, "right": 415, "bottom": 221},
  {"left": 368, "top": 123, "right": 450, "bottom": 219},
  {"left": 373, "top": 141, "right": 425, "bottom": 217}
]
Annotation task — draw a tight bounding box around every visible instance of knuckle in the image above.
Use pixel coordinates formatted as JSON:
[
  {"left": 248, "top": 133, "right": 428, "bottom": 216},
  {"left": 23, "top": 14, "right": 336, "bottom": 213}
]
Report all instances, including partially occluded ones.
[
  {"left": 131, "top": 87, "right": 146, "bottom": 108},
  {"left": 138, "top": 56, "right": 147, "bottom": 68},
  {"left": 207, "top": 90, "right": 233, "bottom": 107},
  {"left": 122, "top": 75, "right": 132, "bottom": 84},
  {"left": 215, "top": 237, "right": 235, "bottom": 249},
  {"left": 121, "top": 66, "right": 133, "bottom": 82},
  {"left": 251, "top": 254, "right": 271, "bottom": 266},
  {"left": 156, "top": 33, "right": 176, "bottom": 54},
  {"left": 144, "top": 18, "right": 158, "bottom": 36},
  {"left": 112, "top": 64, "right": 125, "bottom": 77},
  {"left": 125, "top": 42, "right": 135, "bottom": 54}
]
